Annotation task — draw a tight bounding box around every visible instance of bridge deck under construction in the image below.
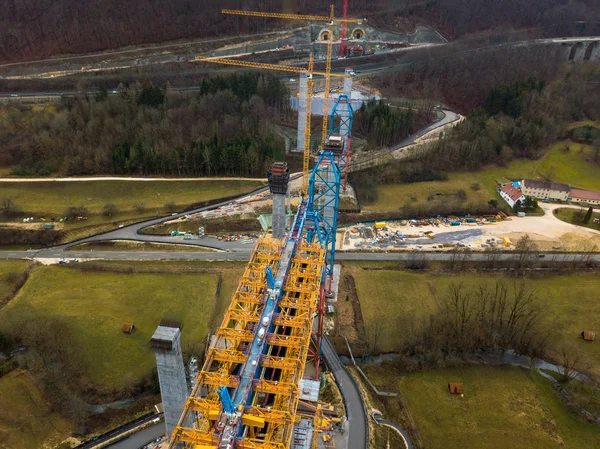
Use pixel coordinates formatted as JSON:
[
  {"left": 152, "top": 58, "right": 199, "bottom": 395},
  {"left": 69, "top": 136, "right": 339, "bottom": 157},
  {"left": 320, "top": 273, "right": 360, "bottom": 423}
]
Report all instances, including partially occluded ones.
[{"left": 171, "top": 234, "right": 325, "bottom": 449}]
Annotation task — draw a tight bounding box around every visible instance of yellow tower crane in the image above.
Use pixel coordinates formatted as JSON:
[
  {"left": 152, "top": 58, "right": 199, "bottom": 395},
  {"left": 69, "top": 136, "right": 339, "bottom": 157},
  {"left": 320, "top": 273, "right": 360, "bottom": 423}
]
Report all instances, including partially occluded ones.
[
  {"left": 193, "top": 55, "right": 351, "bottom": 195},
  {"left": 222, "top": 5, "right": 365, "bottom": 153}
]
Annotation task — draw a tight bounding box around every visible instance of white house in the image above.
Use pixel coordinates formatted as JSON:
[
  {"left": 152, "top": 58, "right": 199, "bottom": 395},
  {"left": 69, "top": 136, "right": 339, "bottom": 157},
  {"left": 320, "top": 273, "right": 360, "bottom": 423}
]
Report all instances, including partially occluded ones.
[{"left": 499, "top": 183, "right": 525, "bottom": 208}]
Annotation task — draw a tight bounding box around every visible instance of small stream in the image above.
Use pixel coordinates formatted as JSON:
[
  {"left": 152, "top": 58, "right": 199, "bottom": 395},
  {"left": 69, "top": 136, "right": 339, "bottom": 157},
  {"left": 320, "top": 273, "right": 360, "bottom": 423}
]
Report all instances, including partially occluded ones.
[{"left": 340, "top": 349, "right": 587, "bottom": 382}]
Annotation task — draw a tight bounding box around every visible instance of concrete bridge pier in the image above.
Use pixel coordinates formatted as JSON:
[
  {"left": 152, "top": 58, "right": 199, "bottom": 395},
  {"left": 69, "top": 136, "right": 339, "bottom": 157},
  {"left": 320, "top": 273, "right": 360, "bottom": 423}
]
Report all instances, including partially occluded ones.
[
  {"left": 568, "top": 42, "right": 586, "bottom": 61},
  {"left": 585, "top": 41, "right": 600, "bottom": 61},
  {"left": 150, "top": 325, "right": 190, "bottom": 440},
  {"left": 296, "top": 72, "right": 308, "bottom": 153}
]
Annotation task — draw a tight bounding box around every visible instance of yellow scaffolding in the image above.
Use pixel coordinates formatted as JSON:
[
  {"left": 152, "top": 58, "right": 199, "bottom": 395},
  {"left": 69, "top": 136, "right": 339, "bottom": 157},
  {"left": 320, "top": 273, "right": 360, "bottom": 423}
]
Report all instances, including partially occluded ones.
[{"left": 169, "top": 238, "right": 325, "bottom": 449}]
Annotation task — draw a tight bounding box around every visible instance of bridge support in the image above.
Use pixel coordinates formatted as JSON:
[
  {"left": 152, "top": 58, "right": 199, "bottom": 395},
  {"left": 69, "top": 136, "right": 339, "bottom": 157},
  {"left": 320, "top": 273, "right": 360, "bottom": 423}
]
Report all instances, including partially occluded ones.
[
  {"left": 151, "top": 325, "right": 190, "bottom": 440},
  {"left": 586, "top": 41, "right": 600, "bottom": 61},
  {"left": 268, "top": 162, "right": 290, "bottom": 238},
  {"left": 296, "top": 72, "right": 308, "bottom": 153},
  {"left": 569, "top": 42, "right": 586, "bottom": 61}
]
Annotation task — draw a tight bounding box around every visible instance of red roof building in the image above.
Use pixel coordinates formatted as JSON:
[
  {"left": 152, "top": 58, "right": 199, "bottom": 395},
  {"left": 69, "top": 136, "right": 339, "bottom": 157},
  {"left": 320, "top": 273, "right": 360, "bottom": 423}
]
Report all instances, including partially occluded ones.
[
  {"left": 499, "top": 184, "right": 525, "bottom": 208},
  {"left": 570, "top": 189, "right": 600, "bottom": 206}
]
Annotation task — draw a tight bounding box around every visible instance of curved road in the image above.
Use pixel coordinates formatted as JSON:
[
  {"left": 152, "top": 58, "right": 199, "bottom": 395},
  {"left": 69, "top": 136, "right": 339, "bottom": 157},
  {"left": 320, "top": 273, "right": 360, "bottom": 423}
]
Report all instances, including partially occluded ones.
[
  {"left": 372, "top": 415, "right": 413, "bottom": 449},
  {"left": 321, "top": 337, "right": 368, "bottom": 449}
]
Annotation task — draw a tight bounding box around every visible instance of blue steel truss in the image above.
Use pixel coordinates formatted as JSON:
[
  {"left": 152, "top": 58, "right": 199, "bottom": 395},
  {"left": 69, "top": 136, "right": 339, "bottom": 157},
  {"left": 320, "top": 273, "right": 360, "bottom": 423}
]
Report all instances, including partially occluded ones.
[
  {"left": 328, "top": 94, "right": 354, "bottom": 172},
  {"left": 329, "top": 94, "right": 353, "bottom": 137},
  {"left": 307, "top": 151, "right": 341, "bottom": 280}
]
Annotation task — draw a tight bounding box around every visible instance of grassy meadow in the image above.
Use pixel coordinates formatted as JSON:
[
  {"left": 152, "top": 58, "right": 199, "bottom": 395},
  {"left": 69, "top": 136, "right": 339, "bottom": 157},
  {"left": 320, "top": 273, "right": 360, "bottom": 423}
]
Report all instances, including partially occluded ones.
[
  {"left": 360, "top": 364, "right": 600, "bottom": 449},
  {"left": 344, "top": 267, "right": 600, "bottom": 373},
  {"left": 362, "top": 141, "right": 600, "bottom": 214}
]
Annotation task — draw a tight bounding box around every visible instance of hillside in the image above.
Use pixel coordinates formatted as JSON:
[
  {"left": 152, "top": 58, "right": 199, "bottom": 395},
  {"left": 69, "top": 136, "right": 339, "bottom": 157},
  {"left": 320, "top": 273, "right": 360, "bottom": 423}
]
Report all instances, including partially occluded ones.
[{"left": 1, "top": 0, "right": 599, "bottom": 64}]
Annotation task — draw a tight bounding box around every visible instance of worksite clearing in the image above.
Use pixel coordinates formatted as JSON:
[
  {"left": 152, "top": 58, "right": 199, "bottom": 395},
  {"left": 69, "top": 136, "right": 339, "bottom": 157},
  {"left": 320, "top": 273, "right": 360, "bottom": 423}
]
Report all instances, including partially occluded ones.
[{"left": 339, "top": 203, "right": 600, "bottom": 252}]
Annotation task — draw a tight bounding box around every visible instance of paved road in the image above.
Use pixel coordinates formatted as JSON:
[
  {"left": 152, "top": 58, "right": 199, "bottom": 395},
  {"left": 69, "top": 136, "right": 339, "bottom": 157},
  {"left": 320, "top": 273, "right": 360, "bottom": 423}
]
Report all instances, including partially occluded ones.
[
  {"left": 373, "top": 417, "right": 413, "bottom": 449},
  {"left": 347, "top": 108, "right": 460, "bottom": 172},
  {"left": 2, "top": 250, "right": 598, "bottom": 263},
  {"left": 105, "top": 422, "right": 164, "bottom": 449},
  {"left": 321, "top": 337, "right": 368, "bottom": 449}
]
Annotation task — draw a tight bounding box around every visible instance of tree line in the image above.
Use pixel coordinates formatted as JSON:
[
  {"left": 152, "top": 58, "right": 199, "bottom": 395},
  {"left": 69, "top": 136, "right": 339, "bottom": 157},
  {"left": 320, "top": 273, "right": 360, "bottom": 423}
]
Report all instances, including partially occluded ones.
[
  {"left": 3, "top": 0, "right": 598, "bottom": 64},
  {"left": 365, "top": 280, "right": 551, "bottom": 363},
  {"left": 421, "top": 64, "right": 600, "bottom": 172},
  {"left": 353, "top": 99, "right": 417, "bottom": 148},
  {"left": 1, "top": 73, "right": 290, "bottom": 177}
]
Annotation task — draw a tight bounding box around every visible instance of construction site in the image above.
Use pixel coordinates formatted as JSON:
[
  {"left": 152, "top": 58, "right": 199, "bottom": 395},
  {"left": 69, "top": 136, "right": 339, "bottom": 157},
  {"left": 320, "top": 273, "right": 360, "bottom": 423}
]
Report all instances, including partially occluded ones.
[{"left": 147, "top": 5, "right": 367, "bottom": 449}]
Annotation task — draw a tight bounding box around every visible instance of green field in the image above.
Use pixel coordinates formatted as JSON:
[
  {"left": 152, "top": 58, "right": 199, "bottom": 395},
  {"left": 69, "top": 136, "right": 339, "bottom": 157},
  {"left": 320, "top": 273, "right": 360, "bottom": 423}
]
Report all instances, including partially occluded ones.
[
  {"left": 0, "top": 178, "right": 264, "bottom": 245},
  {"left": 346, "top": 268, "right": 600, "bottom": 372},
  {"left": 0, "top": 179, "right": 264, "bottom": 217},
  {"left": 0, "top": 265, "right": 220, "bottom": 388},
  {"left": 0, "top": 369, "right": 73, "bottom": 449},
  {"left": 361, "top": 364, "right": 600, "bottom": 449},
  {"left": 553, "top": 207, "right": 600, "bottom": 233},
  {"left": 363, "top": 141, "right": 600, "bottom": 214}
]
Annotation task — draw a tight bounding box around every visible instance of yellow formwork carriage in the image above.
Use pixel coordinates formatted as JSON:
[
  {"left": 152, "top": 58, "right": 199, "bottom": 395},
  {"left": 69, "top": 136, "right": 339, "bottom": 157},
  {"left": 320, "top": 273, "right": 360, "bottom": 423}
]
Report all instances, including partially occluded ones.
[{"left": 171, "top": 238, "right": 325, "bottom": 449}]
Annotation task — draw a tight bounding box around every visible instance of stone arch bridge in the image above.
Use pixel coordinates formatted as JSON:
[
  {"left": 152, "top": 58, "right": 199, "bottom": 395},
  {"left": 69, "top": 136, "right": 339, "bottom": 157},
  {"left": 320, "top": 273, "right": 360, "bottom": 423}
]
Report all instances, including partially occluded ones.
[{"left": 558, "top": 37, "right": 600, "bottom": 61}]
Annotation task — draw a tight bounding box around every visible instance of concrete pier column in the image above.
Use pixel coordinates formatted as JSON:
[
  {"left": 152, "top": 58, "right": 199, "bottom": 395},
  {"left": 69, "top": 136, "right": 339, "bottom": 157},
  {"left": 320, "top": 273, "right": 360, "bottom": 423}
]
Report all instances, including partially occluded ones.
[
  {"left": 272, "top": 193, "right": 286, "bottom": 238},
  {"left": 296, "top": 72, "right": 308, "bottom": 153},
  {"left": 268, "top": 162, "right": 291, "bottom": 239},
  {"left": 150, "top": 325, "right": 190, "bottom": 440}
]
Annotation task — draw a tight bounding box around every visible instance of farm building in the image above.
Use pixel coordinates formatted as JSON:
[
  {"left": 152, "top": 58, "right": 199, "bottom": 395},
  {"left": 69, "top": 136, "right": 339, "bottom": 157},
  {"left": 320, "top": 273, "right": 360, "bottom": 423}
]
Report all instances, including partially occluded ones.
[
  {"left": 521, "top": 179, "right": 570, "bottom": 201},
  {"left": 569, "top": 188, "right": 600, "bottom": 205}
]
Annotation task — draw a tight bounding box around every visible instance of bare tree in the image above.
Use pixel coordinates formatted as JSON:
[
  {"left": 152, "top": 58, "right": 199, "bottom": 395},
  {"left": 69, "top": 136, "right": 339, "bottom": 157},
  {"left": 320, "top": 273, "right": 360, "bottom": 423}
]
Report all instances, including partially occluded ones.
[
  {"left": 133, "top": 202, "right": 145, "bottom": 214},
  {"left": 406, "top": 250, "right": 428, "bottom": 270},
  {"left": 482, "top": 246, "right": 501, "bottom": 270},
  {"left": 164, "top": 201, "right": 177, "bottom": 213},
  {"left": 365, "top": 319, "right": 384, "bottom": 356},
  {"left": 559, "top": 346, "right": 588, "bottom": 382},
  {"left": 1, "top": 198, "right": 21, "bottom": 217},
  {"left": 102, "top": 203, "right": 118, "bottom": 217},
  {"left": 515, "top": 234, "right": 538, "bottom": 271},
  {"left": 576, "top": 241, "right": 598, "bottom": 269}
]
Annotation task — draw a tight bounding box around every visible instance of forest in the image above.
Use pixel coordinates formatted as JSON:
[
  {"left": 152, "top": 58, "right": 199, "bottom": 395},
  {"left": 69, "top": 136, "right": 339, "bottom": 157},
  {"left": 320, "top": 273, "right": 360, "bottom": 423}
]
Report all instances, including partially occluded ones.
[
  {"left": 422, "top": 64, "right": 600, "bottom": 171},
  {"left": 371, "top": 45, "right": 566, "bottom": 113},
  {"left": 353, "top": 99, "right": 417, "bottom": 148},
  {"left": 0, "top": 73, "right": 290, "bottom": 177},
  {"left": 1, "top": 0, "right": 598, "bottom": 63}
]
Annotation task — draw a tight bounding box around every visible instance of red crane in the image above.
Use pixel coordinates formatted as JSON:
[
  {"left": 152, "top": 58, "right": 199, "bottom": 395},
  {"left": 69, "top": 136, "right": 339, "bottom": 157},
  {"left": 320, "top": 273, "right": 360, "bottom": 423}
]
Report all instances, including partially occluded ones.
[{"left": 339, "top": 0, "right": 348, "bottom": 57}]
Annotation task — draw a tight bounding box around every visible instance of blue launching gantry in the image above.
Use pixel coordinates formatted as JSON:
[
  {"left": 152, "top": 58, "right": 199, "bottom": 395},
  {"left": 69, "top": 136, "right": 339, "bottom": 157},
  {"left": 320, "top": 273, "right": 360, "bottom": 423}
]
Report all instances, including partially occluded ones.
[
  {"left": 328, "top": 94, "right": 354, "bottom": 190},
  {"left": 306, "top": 152, "right": 341, "bottom": 282}
]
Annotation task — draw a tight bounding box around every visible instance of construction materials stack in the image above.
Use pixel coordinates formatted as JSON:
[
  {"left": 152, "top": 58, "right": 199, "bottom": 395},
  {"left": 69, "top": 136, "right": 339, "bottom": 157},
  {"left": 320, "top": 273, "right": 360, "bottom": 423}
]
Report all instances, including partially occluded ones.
[{"left": 268, "top": 162, "right": 290, "bottom": 239}]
